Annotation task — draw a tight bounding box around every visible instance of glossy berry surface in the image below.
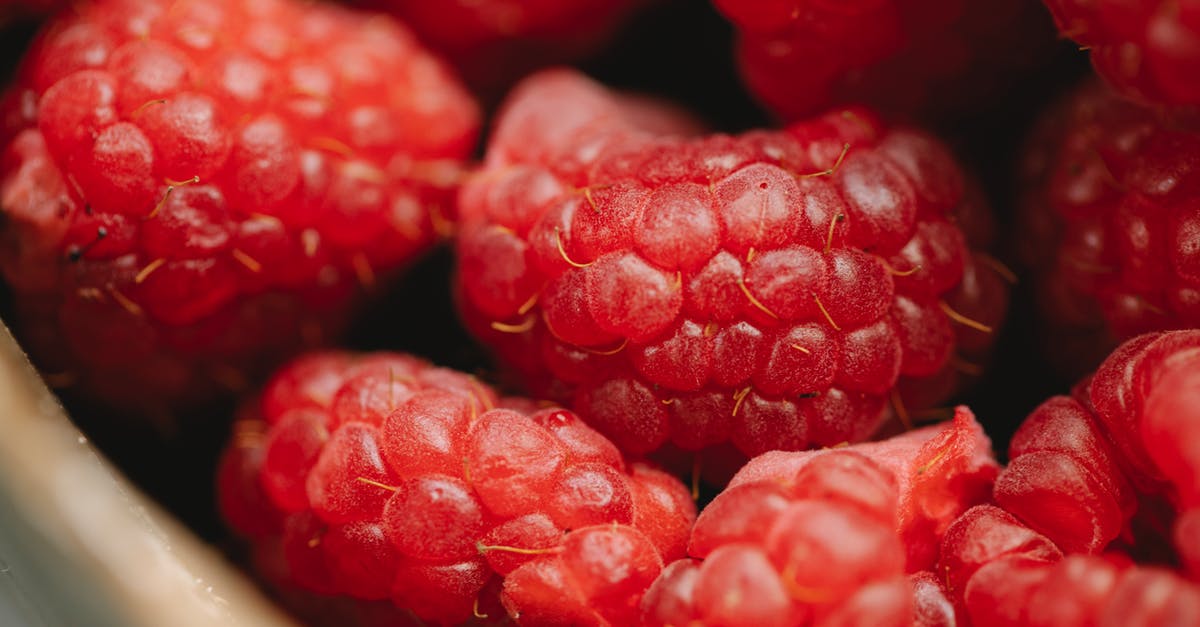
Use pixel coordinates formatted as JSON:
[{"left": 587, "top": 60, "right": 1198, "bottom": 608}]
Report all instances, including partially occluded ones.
[
  {"left": 217, "top": 351, "right": 697, "bottom": 626},
  {"left": 643, "top": 450, "right": 911, "bottom": 627},
  {"left": 722, "top": 407, "right": 998, "bottom": 573},
  {"left": 0, "top": 0, "right": 479, "bottom": 412},
  {"left": 456, "top": 69, "right": 1008, "bottom": 460},
  {"left": 937, "top": 331, "right": 1200, "bottom": 624},
  {"left": 1020, "top": 81, "right": 1200, "bottom": 374},
  {"left": 993, "top": 331, "right": 1200, "bottom": 557},
  {"left": 639, "top": 408, "right": 996, "bottom": 626},
  {"left": 1045, "top": 0, "right": 1200, "bottom": 107},
  {"left": 714, "top": 0, "right": 1052, "bottom": 121},
  {"left": 940, "top": 506, "right": 1200, "bottom": 626}
]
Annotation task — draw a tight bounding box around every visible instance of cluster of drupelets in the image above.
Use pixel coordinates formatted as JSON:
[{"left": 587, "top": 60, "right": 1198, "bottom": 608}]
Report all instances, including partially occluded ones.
[{"left": 1, "top": 0, "right": 1200, "bottom": 625}]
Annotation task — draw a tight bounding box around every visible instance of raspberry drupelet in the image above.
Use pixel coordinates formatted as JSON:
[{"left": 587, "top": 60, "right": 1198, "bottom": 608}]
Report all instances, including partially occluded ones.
[
  {"left": 455, "top": 69, "right": 1009, "bottom": 461},
  {"left": 713, "top": 0, "right": 1053, "bottom": 121},
  {"left": 940, "top": 506, "right": 1200, "bottom": 626},
  {"left": 1020, "top": 81, "right": 1200, "bottom": 374},
  {"left": 639, "top": 407, "right": 997, "bottom": 626},
  {"left": 935, "top": 330, "right": 1200, "bottom": 624},
  {"left": 992, "top": 330, "right": 1200, "bottom": 561},
  {"left": 217, "top": 351, "right": 697, "bottom": 626},
  {"left": 0, "top": 0, "right": 479, "bottom": 412},
  {"left": 1045, "top": 0, "right": 1200, "bottom": 108}
]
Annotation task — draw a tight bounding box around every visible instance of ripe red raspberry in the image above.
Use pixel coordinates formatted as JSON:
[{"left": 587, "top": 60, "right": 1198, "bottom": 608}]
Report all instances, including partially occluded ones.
[
  {"left": 717, "top": 407, "right": 997, "bottom": 572},
  {"left": 939, "top": 505, "right": 1200, "bottom": 625},
  {"left": 714, "top": 0, "right": 1053, "bottom": 120},
  {"left": 931, "top": 331, "right": 1200, "bottom": 623},
  {"left": 361, "top": 0, "right": 645, "bottom": 92},
  {"left": 1046, "top": 0, "right": 1200, "bottom": 107},
  {"left": 0, "top": 0, "right": 479, "bottom": 412},
  {"left": 993, "top": 331, "right": 1200, "bottom": 562},
  {"left": 642, "top": 451, "right": 912, "bottom": 626},
  {"left": 639, "top": 407, "right": 996, "bottom": 626},
  {"left": 217, "top": 351, "right": 697, "bottom": 626},
  {"left": 1020, "top": 80, "right": 1200, "bottom": 373},
  {"left": 456, "top": 69, "right": 1009, "bottom": 460}
]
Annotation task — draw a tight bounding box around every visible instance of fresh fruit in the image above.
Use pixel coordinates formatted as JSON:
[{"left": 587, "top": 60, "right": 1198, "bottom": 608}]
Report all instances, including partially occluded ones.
[
  {"left": 714, "top": 0, "right": 1053, "bottom": 121},
  {"left": 1045, "top": 0, "right": 1200, "bottom": 107},
  {"left": 361, "top": 0, "right": 646, "bottom": 92},
  {"left": 938, "top": 331, "right": 1200, "bottom": 623},
  {"left": 642, "top": 449, "right": 912, "bottom": 626},
  {"left": 1019, "top": 80, "right": 1200, "bottom": 374},
  {"left": 719, "top": 406, "right": 997, "bottom": 572},
  {"left": 217, "top": 351, "right": 697, "bottom": 626},
  {"left": 0, "top": 0, "right": 479, "bottom": 412},
  {"left": 940, "top": 505, "right": 1200, "bottom": 626},
  {"left": 994, "top": 331, "right": 1200, "bottom": 558},
  {"left": 456, "top": 68, "right": 1008, "bottom": 462},
  {"left": 639, "top": 407, "right": 997, "bottom": 626}
]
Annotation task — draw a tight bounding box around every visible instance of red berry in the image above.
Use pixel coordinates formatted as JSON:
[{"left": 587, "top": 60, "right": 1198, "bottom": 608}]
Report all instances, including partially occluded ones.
[
  {"left": 939, "top": 506, "right": 1200, "bottom": 626},
  {"left": 1020, "top": 81, "right": 1200, "bottom": 374},
  {"left": 1046, "top": 0, "right": 1200, "bottom": 107},
  {"left": 0, "top": 0, "right": 479, "bottom": 413},
  {"left": 938, "top": 505, "right": 1063, "bottom": 613},
  {"left": 910, "top": 571, "right": 955, "bottom": 627},
  {"left": 938, "top": 331, "right": 1200, "bottom": 624},
  {"left": 724, "top": 406, "right": 998, "bottom": 572},
  {"left": 715, "top": 0, "right": 1054, "bottom": 120},
  {"left": 995, "top": 331, "right": 1200, "bottom": 559},
  {"left": 456, "top": 69, "right": 1008, "bottom": 461},
  {"left": 217, "top": 351, "right": 697, "bottom": 625},
  {"left": 642, "top": 412, "right": 996, "bottom": 625}
]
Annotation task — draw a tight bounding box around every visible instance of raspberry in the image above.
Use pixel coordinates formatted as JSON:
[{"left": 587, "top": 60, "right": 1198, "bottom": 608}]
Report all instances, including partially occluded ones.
[
  {"left": 934, "top": 331, "right": 1200, "bottom": 623},
  {"left": 714, "top": 0, "right": 1054, "bottom": 120},
  {"left": 719, "top": 407, "right": 998, "bottom": 572},
  {"left": 638, "top": 408, "right": 996, "bottom": 625},
  {"left": 993, "top": 331, "right": 1200, "bottom": 560},
  {"left": 0, "top": 0, "right": 479, "bottom": 412},
  {"left": 1045, "top": 0, "right": 1200, "bottom": 107},
  {"left": 1020, "top": 80, "right": 1200, "bottom": 374},
  {"left": 456, "top": 69, "right": 1008, "bottom": 460},
  {"left": 217, "top": 351, "right": 697, "bottom": 626},
  {"left": 642, "top": 450, "right": 911, "bottom": 626},
  {"left": 910, "top": 571, "right": 955, "bottom": 627},
  {"left": 939, "top": 506, "right": 1200, "bottom": 626}
]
